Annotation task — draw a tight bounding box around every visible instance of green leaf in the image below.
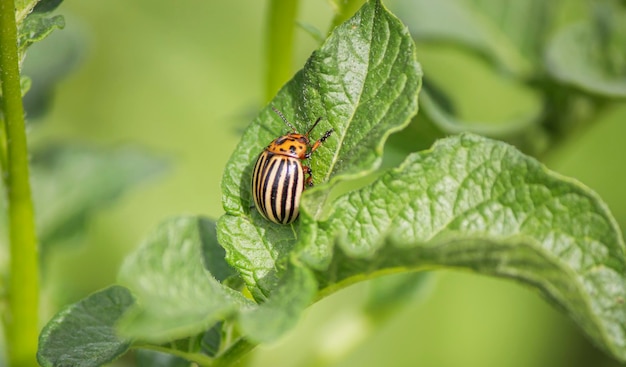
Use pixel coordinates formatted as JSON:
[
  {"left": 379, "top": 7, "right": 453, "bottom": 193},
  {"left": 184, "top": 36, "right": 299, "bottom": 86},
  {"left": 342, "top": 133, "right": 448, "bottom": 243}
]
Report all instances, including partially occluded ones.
[
  {"left": 393, "top": 0, "right": 543, "bottom": 76},
  {"left": 217, "top": 213, "right": 297, "bottom": 301},
  {"left": 16, "top": 0, "right": 63, "bottom": 22},
  {"left": 238, "top": 261, "right": 317, "bottom": 342},
  {"left": 17, "top": 0, "right": 66, "bottom": 64},
  {"left": 17, "top": 13, "right": 65, "bottom": 54},
  {"left": 31, "top": 145, "right": 167, "bottom": 250},
  {"left": 301, "top": 133, "right": 626, "bottom": 362},
  {"left": 37, "top": 285, "right": 134, "bottom": 367},
  {"left": 117, "top": 216, "right": 251, "bottom": 343},
  {"left": 21, "top": 17, "right": 84, "bottom": 118},
  {"left": 198, "top": 218, "right": 239, "bottom": 283},
  {"left": 219, "top": 0, "right": 421, "bottom": 299},
  {"left": 32, "top": 0, "right": 63, "bottom": 13},
  {"left": 15, "top": 0, "right": 39, "bottom": 23},
  {"left": 416, "top": 44, "right": 543, "bottom": 141},
  {"left": 546, "top": 16, "right": 626, "bottom": 97}
]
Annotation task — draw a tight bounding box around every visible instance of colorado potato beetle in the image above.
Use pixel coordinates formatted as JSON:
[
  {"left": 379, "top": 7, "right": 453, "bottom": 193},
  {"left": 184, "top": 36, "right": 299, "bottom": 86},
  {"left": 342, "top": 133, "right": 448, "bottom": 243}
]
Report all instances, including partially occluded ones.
[{"left": 251, "top": 107, "right": 333, "bottom": 224}]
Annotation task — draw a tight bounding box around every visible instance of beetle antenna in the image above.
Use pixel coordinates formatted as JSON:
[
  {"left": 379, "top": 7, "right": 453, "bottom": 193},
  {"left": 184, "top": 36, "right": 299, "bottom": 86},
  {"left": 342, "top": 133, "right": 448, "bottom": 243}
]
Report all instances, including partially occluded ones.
[
  {"left": 271, "top": 106, "right": 297, "bottom": 132},
  {"left": 305, "top": 117, "right": 323, "bottom": 137}
]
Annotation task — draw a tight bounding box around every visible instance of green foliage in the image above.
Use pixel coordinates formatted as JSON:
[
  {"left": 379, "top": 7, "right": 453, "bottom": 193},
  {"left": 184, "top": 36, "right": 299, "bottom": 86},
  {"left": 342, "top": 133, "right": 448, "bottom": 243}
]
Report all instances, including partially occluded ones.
[
  {"left": 237, "top": 262, "right": 316, "bottom": 342},
  {"left": 17, "top": 12, "right": 64, "bottom": 56},
  {"left": 219, "top": 0, "right": 421, "bottom": 300},
  {"left": 35, "top": 0, "right": 626, "bottom": 366},
  {"left": 546, "top": 17, "right": 626, "bottom": 97},
  {"left": 306, "top": 133, "right": 626, "bottom": 359},
  {"left": 37, "top": 286, "right": 134, "bottom": 367},
  {"left": 117, "top": 217, "right": 250, "bottom": 343},
  {"left": 1, "top": 0, "right": 68, "bottom": 365},
  {"left": 15, "top": 0, "right": 65, "bottom": 97},
  {"left": 0, "top": 0, "right": 167, "bottom": 366},
  {"left": 394, "top": 0, "right": 626, "bottom": 154}
]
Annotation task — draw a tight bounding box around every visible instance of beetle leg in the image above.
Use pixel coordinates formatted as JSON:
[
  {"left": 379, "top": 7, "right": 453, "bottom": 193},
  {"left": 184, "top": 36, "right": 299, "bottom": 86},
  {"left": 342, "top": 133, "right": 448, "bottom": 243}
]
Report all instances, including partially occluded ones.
[
  {"left": 306, "top": 129, "right": 334, "bottom": 158},
  {"left": 303, "top": 165, "right": 314, "bottom": 187}
]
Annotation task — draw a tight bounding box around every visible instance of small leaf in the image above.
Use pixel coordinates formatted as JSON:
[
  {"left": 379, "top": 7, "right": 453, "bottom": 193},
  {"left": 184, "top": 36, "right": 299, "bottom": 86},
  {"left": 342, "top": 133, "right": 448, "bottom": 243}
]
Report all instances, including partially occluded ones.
[
  {"left": 37, "top": 285, "right": 135, "bottom": 367},
  {"left": 21, "top": 18, "right": 84, "bottom": 118},
  {"left": 219, "top": 0, "right": 421, "bottom": 299},
  {"left": 393, "top": 0, "right": 541, "bottom": 76},
  {"left": 301, "top": 133, "right": 626, "bottom": 362},
  {"left": 117, "top": 216, "right": 251, "bottom": 343},
  {"left": 546, "top": 19, "right": 626, "bottom": 97},
  {"left": 416, "top": 44, "right": 543, "bottom": 140},
  {"left": 32, "top": 0, "right": 64, "bottom": 13},
  {"left": 238, "top": 261, "right": 317, "bottom": 342},
  {"left": 16, "top": 0, "right": 67, "bottom": 82},
  {"left": 18, "top": 13, "right": 65, "bottom": 54},
  {"left": 16, "top": 0, "right": 63, "bottom": 20}
]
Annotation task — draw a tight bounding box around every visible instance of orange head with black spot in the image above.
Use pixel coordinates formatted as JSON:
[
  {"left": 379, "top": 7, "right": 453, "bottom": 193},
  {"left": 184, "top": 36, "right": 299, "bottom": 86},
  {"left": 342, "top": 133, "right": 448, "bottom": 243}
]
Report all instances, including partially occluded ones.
[
  {"left": 266, "top": 133, "right": 309, "bottom": 159},
  {"left": 264, "top": 106, "right": 324, "bottom": 160}
]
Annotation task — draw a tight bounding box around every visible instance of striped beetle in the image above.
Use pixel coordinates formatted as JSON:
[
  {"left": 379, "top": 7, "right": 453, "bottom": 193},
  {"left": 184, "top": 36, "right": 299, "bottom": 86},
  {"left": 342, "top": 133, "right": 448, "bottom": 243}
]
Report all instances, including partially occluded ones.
[{"left": 251, "top": 107, "right": 333, "bottom": 224}]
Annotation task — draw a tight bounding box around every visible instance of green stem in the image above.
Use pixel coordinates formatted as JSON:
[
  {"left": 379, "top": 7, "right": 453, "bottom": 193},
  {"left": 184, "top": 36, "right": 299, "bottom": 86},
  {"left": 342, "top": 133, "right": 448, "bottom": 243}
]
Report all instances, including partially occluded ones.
[
  {"left": 264, "top": 0, "right": 299, "bottom": 102},
  {"left": 133, "top": 344, "right": 215, "bottom": 367},
  {"left": 135, "top": 338, "right": 256, "bottom": 367},
  {"left": 212, "top": 338, "right": 256, "bottom": 367},
  {"left": 0, "top": 0, "right": 40, "bottom": 366}
]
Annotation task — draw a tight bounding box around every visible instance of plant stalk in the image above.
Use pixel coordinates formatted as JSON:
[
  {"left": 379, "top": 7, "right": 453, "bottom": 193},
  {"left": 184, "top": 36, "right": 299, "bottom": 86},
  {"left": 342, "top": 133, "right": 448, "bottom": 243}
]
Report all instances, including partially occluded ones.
[
  {"left": 212, "top": 338, "right": 256, "bottom": 367},
  {"left": 0, "top": 0, "right": 40, "bottom": 366},
  {"left": 133, "top": 344, "right": 215, "bottom": 367},
  {"left": 264, "top": 0, "right": 299, "bottom": 102}
]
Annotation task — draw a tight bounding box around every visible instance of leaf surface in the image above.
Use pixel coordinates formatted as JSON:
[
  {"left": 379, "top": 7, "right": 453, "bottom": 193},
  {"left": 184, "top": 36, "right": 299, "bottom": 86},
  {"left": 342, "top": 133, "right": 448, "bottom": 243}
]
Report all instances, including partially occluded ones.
[
  {"left": 218, "top": 0, "right": 421, "bottom": 300},
  {"left": 301, "top": 133, "right": 626, "bottom": 361},
  {"left": 37, "top": 286, "right": 134, "bottom": 367},
  {"left": 16, "top": 0, "right": 66, "bottom": 62},
  {"left": 117, "top": 217, "right": 250, "bottom": 342},
  {"left": 546, "top": 18, "right": 626, "bottom": 97},
  {"left": 238, "top": 261, "right": 317, "bottom": 342},
  {"left": 393, "top": 0, "right": 548, "bottom": 76}
]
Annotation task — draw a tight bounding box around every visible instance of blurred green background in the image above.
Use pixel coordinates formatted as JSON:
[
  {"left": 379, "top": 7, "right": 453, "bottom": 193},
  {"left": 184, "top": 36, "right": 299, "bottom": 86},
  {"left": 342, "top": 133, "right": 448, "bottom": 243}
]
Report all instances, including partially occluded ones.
[{"left": 28, "top": 0, "right": 626, "bottom": 366}]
